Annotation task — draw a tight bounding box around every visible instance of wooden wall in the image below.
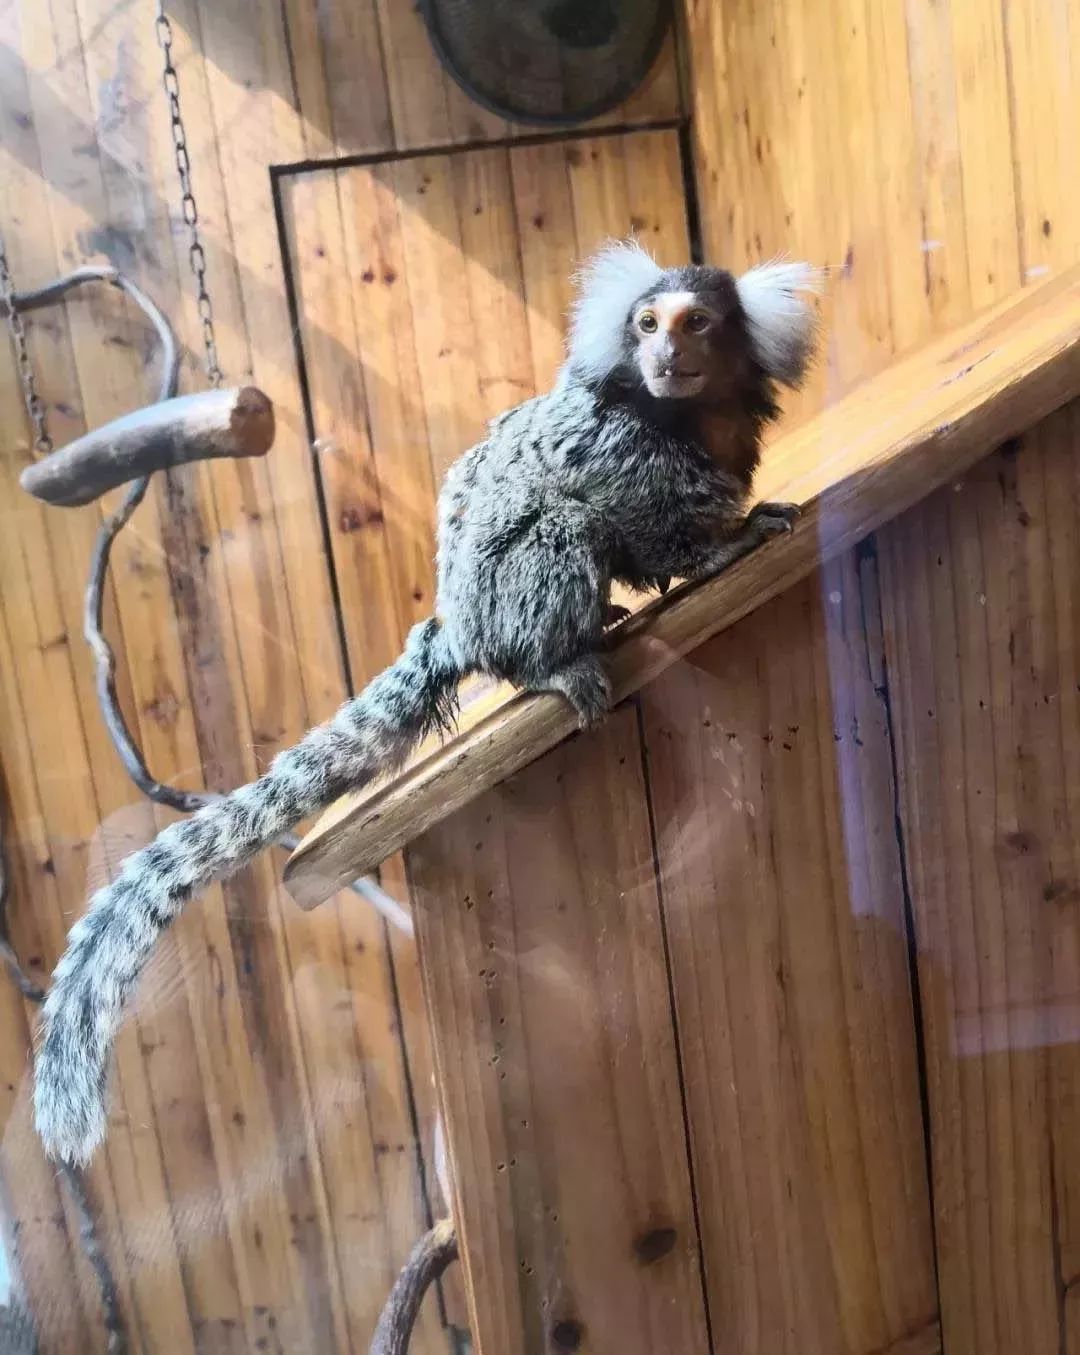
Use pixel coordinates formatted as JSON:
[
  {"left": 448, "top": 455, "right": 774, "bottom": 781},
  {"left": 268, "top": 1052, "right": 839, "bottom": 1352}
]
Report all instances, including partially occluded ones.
[
  {"left": 0, "top": 2, "right": 677, "bottom": 1352},
  {"left": 408, "top": 407, "right": 1080, "bottom": 1355},
  {"left": 2, "top": 0, "right": 1079, "bottom": 1352},
  {"left": 684, "top": 0, "right": 1080, "bottom": 413},
  {"left": 409, "top": 546, "right": 942, "bottom": 1355},
  {"left": 414, "top": 1, "right": 1080, "bottom": 1351},
  {"left": 678, "top": 3, "right": 1080, "bottom": 1350}
]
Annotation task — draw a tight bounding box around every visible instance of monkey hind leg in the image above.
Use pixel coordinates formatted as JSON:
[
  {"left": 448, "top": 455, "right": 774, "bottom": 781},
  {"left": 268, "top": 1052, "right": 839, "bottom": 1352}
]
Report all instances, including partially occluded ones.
[{"left": 533, "top": 655, "right": 612, "bottom": 729}]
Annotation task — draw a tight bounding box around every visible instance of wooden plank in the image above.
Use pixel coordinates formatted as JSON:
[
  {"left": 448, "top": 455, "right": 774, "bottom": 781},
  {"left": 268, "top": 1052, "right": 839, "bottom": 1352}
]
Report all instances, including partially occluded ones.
[
  {"left": 283, "top": 0, "right": 393, "bottom": 158},
  {"left": 1002, "top": 0, "right": 1080, "bottom": 283},
  {"left": 892, "top": 0, "right": 972, "bottom": 331},
  {"left": 947, "top": 0, "right": 1020, "bottom": 308},
  {"left": 286, "top": 265, "right": 1080, "bottom": 904},
  {"left": 860, "top": 0, "right": 936, "bottom": 357},
  {"left": 454, "top": 149, "right": 537, "bottom": 424},
  {"left": 681, "top": 0, "right": 832, "bottom": 425},
  {"left": 391, "top": 152, "right": 494, "bottom": 486},
  {"left": 336, "top": 162, "right": 442, "bottom": 633},
  {"left": 407, "top": 704, "right": 710, "bottom": 1355},
  {"left": 639, "top": 552, "right": 936, "bottom": 1352},
  {"left": 285, "top": 159, "right": 469, "bottom": 1337},
  {"left": 508, "top": 141, "right": 581, "bottom": 389},
  {"left": 877, "top": 410, "right": 1080, "bottom": 1354},
  {"left": 281, "top": 168, "right": 406, "bottom": 678}
]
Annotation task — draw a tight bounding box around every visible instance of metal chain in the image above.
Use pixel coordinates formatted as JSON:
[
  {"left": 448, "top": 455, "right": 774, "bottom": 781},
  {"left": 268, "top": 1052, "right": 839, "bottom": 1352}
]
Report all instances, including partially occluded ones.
[
  {"left": 0, "top": 233, "right": 54, "bottom": 455},
  {"left": 154, "top": 2, "right": 223, "bottom": 387},
  {"left": 1, "top": 6, "right": 222, "bottom": 457}
]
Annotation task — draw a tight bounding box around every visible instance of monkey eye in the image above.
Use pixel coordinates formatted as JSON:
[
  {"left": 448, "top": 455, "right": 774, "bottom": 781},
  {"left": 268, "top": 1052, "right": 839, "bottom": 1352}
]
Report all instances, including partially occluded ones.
[
  {"left": 685, "top": 310, "right": 711, "bottom": 333},
  {"left": 637, "top": 310, "right": 658, "bottom": 334}
]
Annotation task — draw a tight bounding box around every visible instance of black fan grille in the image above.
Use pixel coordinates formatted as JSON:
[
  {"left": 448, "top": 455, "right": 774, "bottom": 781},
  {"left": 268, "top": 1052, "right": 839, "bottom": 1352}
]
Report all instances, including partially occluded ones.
[{"left": 419, "top": 0, "right": 672, "bottom": 126}]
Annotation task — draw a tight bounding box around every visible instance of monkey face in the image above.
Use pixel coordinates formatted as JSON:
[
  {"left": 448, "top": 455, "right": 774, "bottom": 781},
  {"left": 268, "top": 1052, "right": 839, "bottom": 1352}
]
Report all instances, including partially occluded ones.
[{"left": 630, "top": 281, "right": 746, "bottom": 402}]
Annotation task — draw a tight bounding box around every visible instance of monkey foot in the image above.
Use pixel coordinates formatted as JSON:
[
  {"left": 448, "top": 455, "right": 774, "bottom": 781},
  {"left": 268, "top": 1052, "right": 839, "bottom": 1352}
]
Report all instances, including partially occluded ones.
[{"left": 534, "top": 657, "right": 612, "bottom": 729}]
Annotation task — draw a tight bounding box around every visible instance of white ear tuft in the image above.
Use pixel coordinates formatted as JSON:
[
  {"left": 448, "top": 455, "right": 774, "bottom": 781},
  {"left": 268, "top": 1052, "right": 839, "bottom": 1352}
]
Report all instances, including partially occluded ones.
[
  {"left": 736, "top": 260, "right": 823, "bottom": 387},
  {"left": 567, "top": 238, "right": 664, "bottom": 382}
]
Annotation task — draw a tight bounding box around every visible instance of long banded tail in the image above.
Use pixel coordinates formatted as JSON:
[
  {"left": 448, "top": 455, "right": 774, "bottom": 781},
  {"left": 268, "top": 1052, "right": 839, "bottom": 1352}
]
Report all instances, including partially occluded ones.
[{"left": 34, "top": 618, "right": 459, "bottom": 1165}]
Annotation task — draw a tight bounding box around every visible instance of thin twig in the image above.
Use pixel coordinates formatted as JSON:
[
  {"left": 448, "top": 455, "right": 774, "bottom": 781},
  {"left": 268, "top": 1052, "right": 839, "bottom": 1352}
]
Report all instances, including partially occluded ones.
[
  {"left": 370, "top": 1217, "right": 459, "bottom": 1355},
  {"left": 57, "top": 1162, "right": 126, "bottom": 1354}
]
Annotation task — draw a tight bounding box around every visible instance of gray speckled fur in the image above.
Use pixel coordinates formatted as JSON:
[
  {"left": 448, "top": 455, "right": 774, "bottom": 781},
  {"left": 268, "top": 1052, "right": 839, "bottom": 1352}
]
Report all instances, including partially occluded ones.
[{"left": 33, "top": 241, "right": 819, "bottom": 1165}]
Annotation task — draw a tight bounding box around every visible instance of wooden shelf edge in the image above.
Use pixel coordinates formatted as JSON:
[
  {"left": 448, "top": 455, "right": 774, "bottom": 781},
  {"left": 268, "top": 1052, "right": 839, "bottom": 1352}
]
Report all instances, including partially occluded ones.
[{"left": 284, "top": 267, "right": 1080, "bottom": 908}]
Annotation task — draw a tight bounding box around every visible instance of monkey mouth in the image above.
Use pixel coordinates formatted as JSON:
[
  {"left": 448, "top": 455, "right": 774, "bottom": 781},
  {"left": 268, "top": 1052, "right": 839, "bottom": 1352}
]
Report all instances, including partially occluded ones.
[{"left": 644, "top": 369, "right": 706, "bottom": 399}]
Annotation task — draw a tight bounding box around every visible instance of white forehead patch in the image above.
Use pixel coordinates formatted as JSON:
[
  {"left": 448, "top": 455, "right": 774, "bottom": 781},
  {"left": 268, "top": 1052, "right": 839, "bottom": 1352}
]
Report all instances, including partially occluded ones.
[{"left": 635, "top": 292, "right": 698, "bottom": 326}]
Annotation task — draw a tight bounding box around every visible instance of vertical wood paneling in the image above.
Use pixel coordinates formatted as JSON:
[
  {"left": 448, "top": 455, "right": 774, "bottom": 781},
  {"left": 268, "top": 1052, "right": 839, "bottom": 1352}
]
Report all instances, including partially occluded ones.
[
  {"left": 253, "top": 0, "right": 681, "bottom": 159},
  {"left": 639, "top": 555, "right": 937, "bottom": 1354},
  {"left": 878, "top": 415, "right": 1080, "bottom": 1355},
  {"left": 682, "top": 7, "right": 1080, "bottom": 1346},
  {"left": 2, "top": 0, "right": 481, "bottom": 1347},
  {"left": 281, "top": 131, "right": 691, "bottom": 1345},
  {"left": 407, "top": 707, "right": 711, "bottom": 1355},
  {"left": 4, "top": 0, "right": 1080, "bottom": 1347},
  {"left": 683, "top": 0, "right": 1080, "bottom": 413}
]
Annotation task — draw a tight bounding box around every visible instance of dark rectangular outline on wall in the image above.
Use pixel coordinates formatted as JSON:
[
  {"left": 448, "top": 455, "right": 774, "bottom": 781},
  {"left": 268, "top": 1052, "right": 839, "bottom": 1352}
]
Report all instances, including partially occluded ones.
[{"left": 267, "top": 117, "right": 713, "bottom": 1349}]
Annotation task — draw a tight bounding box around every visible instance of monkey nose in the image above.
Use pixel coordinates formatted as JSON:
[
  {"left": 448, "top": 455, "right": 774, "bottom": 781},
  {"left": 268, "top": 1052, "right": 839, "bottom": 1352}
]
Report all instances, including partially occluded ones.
[{"left": 656, "top": 350, "right": 692, "bottom": 377}]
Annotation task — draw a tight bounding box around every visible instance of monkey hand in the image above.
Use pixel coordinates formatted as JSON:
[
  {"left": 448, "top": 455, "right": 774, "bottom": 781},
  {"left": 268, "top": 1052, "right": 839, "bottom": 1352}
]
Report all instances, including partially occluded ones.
[
  {"left": 746, "top": 500, "right": 801, "bottom": 538},
  {"left": 696, "top": 502, "right": 802, "bottom": 580}
]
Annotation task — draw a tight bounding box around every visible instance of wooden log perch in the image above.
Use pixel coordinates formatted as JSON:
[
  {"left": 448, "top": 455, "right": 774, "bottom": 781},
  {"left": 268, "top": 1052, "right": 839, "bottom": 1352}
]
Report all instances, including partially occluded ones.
[
  {"left": 285, "top": 264, "right": 1080, "bottom": 909},
  {"left": 369, "top": 1218, "right": 458, "bottom": 1355},
  {"left": 19, "top": 386, "right": 275, "bottom": 507}
]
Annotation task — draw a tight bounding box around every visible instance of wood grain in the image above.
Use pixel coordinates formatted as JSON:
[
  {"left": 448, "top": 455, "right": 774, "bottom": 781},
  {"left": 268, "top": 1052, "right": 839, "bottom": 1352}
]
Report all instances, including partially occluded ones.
[
  {"left": 5, "top": 0, "right": 1080, "bottom": 1346},
  {"left": 407, "top": 705, "right": 710, "bottom": 1355},
  {"left": 682, "top": 0, "right": 1080, "bottom": 423},
  {"left": 1, "top": 0, "right": 475, "bottom": 1348},
  {"left": 639, "top": 553, "right": 936, "bottom": 1353},
  {"left": 879, "top": 1323, "right": 943, "bottom": 1355},
  {"left": 286, "top": 266, "right": 1080, "bottom": 904},
  {"left": 878, "top": 409, "right": 1080, "bottom": 1355},
  {"left": 263, "top": 0, "right": 680, "bottom": 159},
  {"left": 680, "top": 9, "right": 1080, "bottom": 1344},
  {"left": 280, "top": 129, "right": 690, "bottom": 1336}
]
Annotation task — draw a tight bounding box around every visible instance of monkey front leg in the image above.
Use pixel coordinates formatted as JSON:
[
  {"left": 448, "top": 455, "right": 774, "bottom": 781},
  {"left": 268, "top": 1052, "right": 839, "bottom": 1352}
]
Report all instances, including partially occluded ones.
[{"left": 697, "top": 500, "right": 801, "bottom": 578}]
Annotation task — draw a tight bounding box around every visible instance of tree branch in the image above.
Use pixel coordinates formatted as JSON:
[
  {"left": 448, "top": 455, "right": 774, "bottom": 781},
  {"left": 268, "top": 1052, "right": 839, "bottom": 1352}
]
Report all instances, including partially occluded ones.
[{"left": 370, "top": 1218, "right": 459, "bottom": 1355}]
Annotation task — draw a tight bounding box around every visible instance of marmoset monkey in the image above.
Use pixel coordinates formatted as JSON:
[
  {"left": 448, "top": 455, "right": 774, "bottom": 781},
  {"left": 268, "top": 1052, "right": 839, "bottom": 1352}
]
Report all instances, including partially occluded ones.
[{"left": 34, "top": 240, "right": 820, "bottom": 1165}]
